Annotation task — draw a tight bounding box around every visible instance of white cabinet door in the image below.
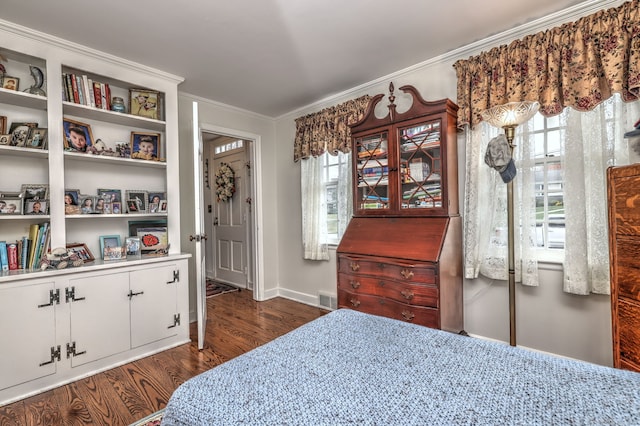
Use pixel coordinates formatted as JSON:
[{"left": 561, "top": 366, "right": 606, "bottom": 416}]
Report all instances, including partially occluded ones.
[
  {"left": 0, "top": 281, "right": 57, "bottom": 390},
  {"left": 68, "top": 272, "right": 130, "bottom": 367},
  {"left": 130, "top": 264, "right": 179, "bottom": 348}
]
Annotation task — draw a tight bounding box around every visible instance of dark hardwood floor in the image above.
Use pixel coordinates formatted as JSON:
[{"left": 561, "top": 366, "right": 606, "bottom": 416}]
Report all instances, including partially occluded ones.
[{"left": 0, "top": 289, "right": 328, "bottom": 425}]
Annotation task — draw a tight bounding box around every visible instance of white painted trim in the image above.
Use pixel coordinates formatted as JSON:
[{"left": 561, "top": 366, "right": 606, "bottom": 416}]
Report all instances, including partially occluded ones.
[
  {"left": 198, "top": 123, "right": 265, "bottom": 301},
  {"left": 0, "top": 19, "right": 184, "bottom": 84},
  {"left": 181, "top": 92, "right": 274, "bottom": 122}
]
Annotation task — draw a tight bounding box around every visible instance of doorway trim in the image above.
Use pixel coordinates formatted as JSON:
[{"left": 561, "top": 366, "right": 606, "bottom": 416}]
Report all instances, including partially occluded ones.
[{"left": 199, "top": 122, "right": 264, "bottom": 300}]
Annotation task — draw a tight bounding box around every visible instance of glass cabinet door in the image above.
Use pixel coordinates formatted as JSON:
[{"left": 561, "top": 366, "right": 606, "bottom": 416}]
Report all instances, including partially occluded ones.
[
  {"left": 398, "top": 120, "right": 442, "bottom": 210},
  {"left": 355, "top": 132, "right": 389, "bottom": 211}
]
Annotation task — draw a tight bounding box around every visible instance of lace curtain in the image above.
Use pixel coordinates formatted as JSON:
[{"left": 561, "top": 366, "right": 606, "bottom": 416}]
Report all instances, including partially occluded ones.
[
  {"left": 296, "top": 96, "right": 369, "bottom": 260},
  {"left": 562, "top": 95, "right": 640, "bottom": 294},
  {"left": 453, "top": 0, "right": 640, "bottom": 128},
  {"left": 464, "top": 95, "right": 640, "bottom": 295},
  {"left": 463, "top": 122, "right": 540, "bottom": 287}
]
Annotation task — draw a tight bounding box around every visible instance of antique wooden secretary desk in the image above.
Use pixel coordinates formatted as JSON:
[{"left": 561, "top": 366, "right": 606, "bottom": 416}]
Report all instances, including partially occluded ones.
[{"left": 337, "top": 83, "right": 464, "bottom": 333}]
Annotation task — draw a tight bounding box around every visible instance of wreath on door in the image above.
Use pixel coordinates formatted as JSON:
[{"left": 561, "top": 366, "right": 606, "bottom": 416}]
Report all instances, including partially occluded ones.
[{"left": 215, "top": 162, "right": 235, "bottom": 202}]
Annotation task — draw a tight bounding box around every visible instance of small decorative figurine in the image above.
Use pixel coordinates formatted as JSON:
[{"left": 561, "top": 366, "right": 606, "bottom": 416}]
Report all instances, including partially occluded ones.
[{"left": 23, "top": 65, "right": 46, "bottom": 96}]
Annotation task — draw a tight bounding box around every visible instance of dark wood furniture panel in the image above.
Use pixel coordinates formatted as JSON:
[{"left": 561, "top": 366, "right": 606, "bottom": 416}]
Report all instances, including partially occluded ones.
[
  {"left": 607, "top": 162, "right": 640, "bottom": 372},
  {"left": 337, "top": 84, "right": 463, "bottom": 333}
]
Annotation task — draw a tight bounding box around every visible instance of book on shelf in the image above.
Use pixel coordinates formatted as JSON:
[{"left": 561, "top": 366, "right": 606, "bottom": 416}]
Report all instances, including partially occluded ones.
[
  {"left": 0, "top": 241, "right": 7, "bottom": 271},
  {"left": 21, "top": 236, "right": 29, "bottom": 270},
  {"left": 359, "top": 158, "right": 388, "bottom": 167},
  {"left": 7, "top": 243, "right": 18, "bottom": 270}
]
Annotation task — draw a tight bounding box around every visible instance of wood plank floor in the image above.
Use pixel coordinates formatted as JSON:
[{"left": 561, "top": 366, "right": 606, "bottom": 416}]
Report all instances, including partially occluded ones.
[{"left": 0, "top": 289, "right": 328, "bottom": 425}]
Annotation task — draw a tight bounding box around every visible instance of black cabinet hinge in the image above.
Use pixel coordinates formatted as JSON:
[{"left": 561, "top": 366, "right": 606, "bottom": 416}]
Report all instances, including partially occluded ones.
[
  {"left": 66, "top": 341, "right": 86, "bottom": 358},
  {"left": 167, "top": 270, "right": 179, "bottom": 284},
  {"left": 39, "top": 345, "right": 61, "bottom": 366},
  {"left": 38, "top": 289, "right": 60, "bottom": 308},
  {"left": 167, "top": 313, "right": 181, "bottom": 329},
  {"left": 65, "top": 286, "right": 85, "bottom": 302}
]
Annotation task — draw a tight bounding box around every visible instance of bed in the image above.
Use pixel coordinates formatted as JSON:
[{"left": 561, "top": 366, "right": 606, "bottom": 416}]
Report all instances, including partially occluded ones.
[{"left": 162, "top": 309, "right": 640, "bottom": 425}]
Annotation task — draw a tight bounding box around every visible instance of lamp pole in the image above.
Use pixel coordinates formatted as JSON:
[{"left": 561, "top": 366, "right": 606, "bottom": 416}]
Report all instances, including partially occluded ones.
[{"left": 504, "top": 125, "right": 516, "bottom": 347}]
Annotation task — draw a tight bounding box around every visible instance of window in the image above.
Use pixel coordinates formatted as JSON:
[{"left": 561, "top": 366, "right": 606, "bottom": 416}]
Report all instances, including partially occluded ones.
[
  {"left": 531, "top": 114, "right": 565, "bottom": 251},
  {"left": 322, "top": 152, "right": 349, "bottom": 245},
  {"left": 214, "top": 139, "right": 243, "bottom": 154}
]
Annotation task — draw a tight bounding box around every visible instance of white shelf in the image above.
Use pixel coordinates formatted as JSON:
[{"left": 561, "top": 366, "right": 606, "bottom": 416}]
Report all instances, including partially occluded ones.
[
  {"left": 63, "top": 151, "right": 167, "bottom": 168},
  {"left": 65, "top": 213, "right": 168, "bottom": 220},
  {"left": 0, "top": 88, "right": 47, "bottom": 110},
  {"left": 0, "top": 144, "right": 48, "bottom": 159},
  {"left": 63, "top": 101, "right": 166, "bottom": 132}
]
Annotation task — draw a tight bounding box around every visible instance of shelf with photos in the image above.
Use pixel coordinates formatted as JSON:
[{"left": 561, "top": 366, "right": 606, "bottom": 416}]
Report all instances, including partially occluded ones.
[{"left": 64, "top": 189, "right": 167, "bottom": 216}]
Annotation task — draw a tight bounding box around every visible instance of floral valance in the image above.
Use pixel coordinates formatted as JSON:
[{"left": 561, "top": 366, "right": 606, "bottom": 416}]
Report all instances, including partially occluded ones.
[
  {"left": 453, "top": 0, "right": 640, "bottom": 128},
  {"left": 293, "top": 95, "right": 371, "bottom": 162}
]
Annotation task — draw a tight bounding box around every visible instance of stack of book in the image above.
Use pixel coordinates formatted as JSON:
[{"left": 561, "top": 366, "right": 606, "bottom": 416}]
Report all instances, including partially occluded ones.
[
  {"left": 0, "top": 221, "right": 50, "bottom": 272},
  {"left": 62, "top": 72, "right": 112, "bottom": 110}
]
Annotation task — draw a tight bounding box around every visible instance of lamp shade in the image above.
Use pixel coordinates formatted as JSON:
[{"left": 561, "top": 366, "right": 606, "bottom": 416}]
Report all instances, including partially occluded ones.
[{"left": 481, "top": 101, "right": 540, "bottom": 128}]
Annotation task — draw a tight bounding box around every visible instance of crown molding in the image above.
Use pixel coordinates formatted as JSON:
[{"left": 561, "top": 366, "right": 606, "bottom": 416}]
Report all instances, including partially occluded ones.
[
  {"left": 180, "top": 91, "right": 274, "bottom": 122},
  {"left": 0, "top": 19, "right": 184, "bottom": 85}
]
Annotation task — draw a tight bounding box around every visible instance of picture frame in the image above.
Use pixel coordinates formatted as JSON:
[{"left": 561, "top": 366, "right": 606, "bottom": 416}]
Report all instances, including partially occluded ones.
[
  {"left": 2, "top": 76, "right": 19, "bottom": 91},
  {"left": 0, "top": 198, "right": 23, "bottom": 215},
  {"left": 128, "top": 219, "right": 167, "bottom": 239},
  {"left": 99, "top": 235, "right": 122, "bottom": 260},
  {"left": 148, "top": 192, "right": 166, "bottom": 206},
  {"left": 27, "top": 128, "right": 47, "bottom": 149},
  {"left": 66, "top": 242, "right": 95, "bottom": 263},
  {"left": 79, "top": 195, "right": 96, "bottom": 214},
  {"left": 158, "top": 199, "right": 168, "bottom": 213},
  {"left": 125, "top": 236, "right": 141, "bottom": 257},
  {"left": 126, "top": 190, "right": 148, "bottom": 213},
  {"left": 63, "top": 118, "right": 93, "bottom": 152},
  {"left": 64, "top": 189, "right": 80, "bottom": 214},
  {"left": 130, "top": 132, "right": 161, "bottom": 160},
  {"left": 21, "top": 184, "right": 49, "bottom": 200},
  {"left": 97, "top": 188, "right": 122, "bottom": 204},
  {"left": 129, "top": 89, "right": 159, "bottom": 120},
  {"left": 0, "top": 116, "right": 6, "bottom": 134},
  {"left": 10, "top": 122, "right": 37, "bottom": 147},
  {"left": 136, "top": 227, "right": 168, "bottom": 253},
  {"left": 25, "top": 199, "right": 48, "bottom": 215},
  {"left": 112, "top": 202, "right": 122, "bottom": 214},
  {"left": 0, "top": 134, "right": 10, "bottom": 145}
]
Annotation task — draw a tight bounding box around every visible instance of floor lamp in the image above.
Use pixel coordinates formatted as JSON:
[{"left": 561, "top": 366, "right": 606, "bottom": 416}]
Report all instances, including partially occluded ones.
[{"left": 481, "top": 101, "right": 540, "bottom": 346}]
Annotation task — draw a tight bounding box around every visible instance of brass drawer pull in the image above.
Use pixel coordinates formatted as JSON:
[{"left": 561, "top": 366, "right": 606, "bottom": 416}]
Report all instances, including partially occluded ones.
[
  {"left": 350, "top": 280, "right": 361, "bottom": 289},
  {"left": 402, "top": 310, "right": 415, "bottom": 321},
  {"left": 401, "top": 289, "right": 414, "bottom": 300},
  {"left": 350, "top": 262, "right": 360, "bottom": 272},
  {"left": 350, "top": 298, "right": 361, "bottom": 308},
  {"left": 400, "top": 269, "right": 414, "bottom": 279}
]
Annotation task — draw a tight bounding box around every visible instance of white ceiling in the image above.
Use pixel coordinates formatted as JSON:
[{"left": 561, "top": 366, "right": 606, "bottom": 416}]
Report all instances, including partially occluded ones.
[{"left": 1, "top": 0, "right": 599, "bottom": 117}]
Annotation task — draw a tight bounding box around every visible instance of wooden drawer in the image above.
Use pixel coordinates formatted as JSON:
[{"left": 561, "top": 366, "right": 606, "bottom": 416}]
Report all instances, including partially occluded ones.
[
  {"left": 338, "top": 255, "right": 436, "bottom": 284},
  {"left": 338, "top": 272, "right": 438, "bottom": 308},
  {"left": 618, "top": 298, "right": 640, "bottom": 371},
  {"left": 338, "top": 290, "right": 439, "bottom": 328},
  {"left": 614, "top": 236, "right": 640, "bottom": 302}
]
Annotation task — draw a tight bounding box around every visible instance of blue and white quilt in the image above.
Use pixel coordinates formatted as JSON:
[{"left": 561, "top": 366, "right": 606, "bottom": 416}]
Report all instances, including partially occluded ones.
[{"left": 162, "top": 309, "right": 640, "bottom": 425}]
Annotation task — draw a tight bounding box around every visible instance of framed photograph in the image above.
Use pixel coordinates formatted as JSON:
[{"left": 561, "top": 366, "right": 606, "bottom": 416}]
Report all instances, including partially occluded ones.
[
  {"left": 125, "top": 236, "right": 141, "bottom": 257},
  {"left": 103, "top": 202, "right": 112, "bottom": 214},
  {"left": 2, "top": 76, "right": 19, "bottom": 91},
  {"left": 148, "top": 192, "right": 166, "bottom": 206},
  {"left": 66, "top": 242, "right": 95, "bottom": 263},
  {"left": 27, "top": 128, "right": 47, "bottom": 149},
  {"left": 25, "top": 199, "right": 48, "bottom": 215},
  {"left": 128, "top": 219, "right": 167, "bottom": 238},
  {"left": 21, "top": 184, "right": 49, "bottom": 200},
  {"left": 63, "top": 118, "right": 93, "bottom": 152},
  {"left": 129, "top": 89, "right": 159, "bottom": 120},
  {"left": 98, "top": 188, "right": 122, "bottom": 204},
  {"left": 79, "top": 195, "right": 96, "bottom": 214},
  {"left": 126, "top": 190, "right": 148, "bottom": 213},
  {"left": 10, "top": 122, "right": 37, "bottom": 147},
  {"left": 0, "top": 198, "right": 23, "bottom": 215},
  {"left": 0, "top": 134, "right": 10, "bottom": 145},
  {"left": 112, "top": 202, "right": 122, "bottom": 214},
  {"left": 158, "top": 199, "right": 168, "bottom": 213},
  {"left": 64, "top": 189, "right": 80, "bottom": 214},
  {"left": 0, "top": 116, "right": 6, "bottom": 134},
  {"left": 137, "top": 227, "right": 168, "bottom": 253},
  {"left": 99, "top": 235, "right": 122, "bottom": 260},
  {"left": 94, "top": 197, "right": 109, "bottom": 214},
  {"left": 130, "top": 132, "right": 161, "bottom": 160}
]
